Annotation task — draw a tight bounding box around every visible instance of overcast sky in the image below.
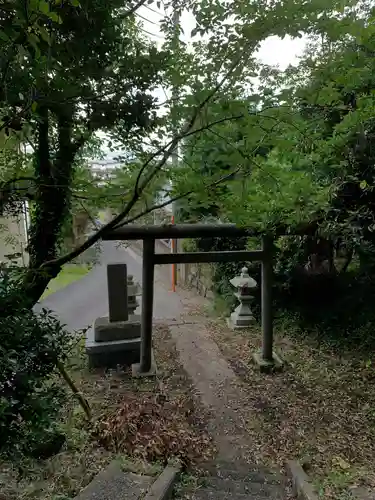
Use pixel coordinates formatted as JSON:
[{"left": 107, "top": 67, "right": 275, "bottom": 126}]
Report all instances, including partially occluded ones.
[{"left": 137, "top": 4, "right": 306, "bottom": 69}]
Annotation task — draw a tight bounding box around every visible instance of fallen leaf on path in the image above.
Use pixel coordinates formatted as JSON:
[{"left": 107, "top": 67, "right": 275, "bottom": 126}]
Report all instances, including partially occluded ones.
[{"left": 93, "top": 392, "right": 215, "bottom": 466}]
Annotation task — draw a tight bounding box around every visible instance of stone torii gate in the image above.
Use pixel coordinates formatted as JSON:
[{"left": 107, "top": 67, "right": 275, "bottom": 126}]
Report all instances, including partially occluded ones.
[{"left": 103, "top": 223, "right": 282, "bottom": 375}]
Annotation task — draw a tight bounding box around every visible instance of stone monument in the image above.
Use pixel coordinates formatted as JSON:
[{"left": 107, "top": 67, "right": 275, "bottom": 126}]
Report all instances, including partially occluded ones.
[
  {"left": 227, "top": 266, "right": 257, "bottom": 329},
  {"left": 86, "top": 263, "right": 142, "bottom": 368}
]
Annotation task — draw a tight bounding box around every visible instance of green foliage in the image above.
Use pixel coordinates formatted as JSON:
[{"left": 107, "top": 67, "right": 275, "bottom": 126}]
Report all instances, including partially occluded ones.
[
  {"left": 278, "top": 270, "right": 375, "bottom": 353},
  {"left": 98, "top": 160, "right": 169, "bottom": 218},
  {"left": 224, "top": 154, "right": 330, "bottom": 230},
  {"left": 0, "top": 267, "right": 74, "bottom": 456},
  {"left": 170, "top": 1, "right": 375, "bottom": 242},
  {"left": 168, "top": 1, "right": 375, "bottom": 351}
]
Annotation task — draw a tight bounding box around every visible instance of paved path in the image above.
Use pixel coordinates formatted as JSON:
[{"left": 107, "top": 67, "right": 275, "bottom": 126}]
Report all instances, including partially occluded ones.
[{"left": 38, "top": 241, "right": 185, "bottom": 332}]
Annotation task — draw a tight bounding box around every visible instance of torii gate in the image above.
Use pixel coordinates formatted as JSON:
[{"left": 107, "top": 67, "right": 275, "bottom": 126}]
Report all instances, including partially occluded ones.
[{"left": 103, "top": 223, "right": 281, "bottom": 375}]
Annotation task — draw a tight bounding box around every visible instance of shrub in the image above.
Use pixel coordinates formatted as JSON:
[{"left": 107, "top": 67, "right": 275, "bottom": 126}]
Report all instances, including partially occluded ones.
[{"left": 0, "top": 266, "right": 74, "bottom": 457}]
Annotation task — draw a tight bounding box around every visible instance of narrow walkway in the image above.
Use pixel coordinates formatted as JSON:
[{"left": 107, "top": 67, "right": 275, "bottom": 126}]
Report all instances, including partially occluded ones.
[{"left": 170, "top": 321, "right": 292, "bottom": 499}]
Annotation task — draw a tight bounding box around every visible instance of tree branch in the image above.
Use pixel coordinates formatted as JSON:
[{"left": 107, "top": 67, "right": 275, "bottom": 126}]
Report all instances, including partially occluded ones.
[
  {"left": 0, "top": 176, "right": 36, "bottom": 190},
  {"left": 132, "top": 114, "right": 245, "bottom": 197},
  {"left": 56, "top": 360, "right": 91, "bottom": 420},
  {"left": 0, "top": 102, "right": 33, "bottom": 134},
  {"left": 76, "top": 198, "right": 101, "bottom": 230},
  {"left": 206, "top": 127, "right": 284, "bottom": 193},
  {"left": 114, "top": 166, "right": 242, "bottom": 228}
]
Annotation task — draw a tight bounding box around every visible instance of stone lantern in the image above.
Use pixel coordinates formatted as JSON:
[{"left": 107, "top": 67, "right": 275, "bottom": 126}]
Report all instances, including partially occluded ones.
[
  {"left": 127, "top": 274, "right": 141, "bottom": 317},
  {"left": 227, "top": 266, "right": 257, "bottom": 329}
]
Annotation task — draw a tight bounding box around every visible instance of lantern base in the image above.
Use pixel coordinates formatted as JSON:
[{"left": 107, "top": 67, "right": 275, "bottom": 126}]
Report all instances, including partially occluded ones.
[
  {"left": 227, "top": 312, "right": 255, "bottom": 329},
  {"left": 252, "top": 349, "right": 283, "bottom": 373}
]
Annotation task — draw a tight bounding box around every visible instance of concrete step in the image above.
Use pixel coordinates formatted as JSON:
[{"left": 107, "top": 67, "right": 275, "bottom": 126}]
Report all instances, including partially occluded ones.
[
  {"left": 183, "top": 483, "right": 285, "bottom": 500},
  {"left": 203, "top": 476, "right": 285, "bottom": 497},
  {"left": 187, "top": 492, "right": 258, "bottom": 499},
  {"left": 74, "top": 461, "right": 180, "bottom": 500},
  {"left": 204, "top": 466, "right": 282, "bottom": 485},
  {"left": 185, "top": 488, "right": 284, "bottom": 500},
  {"left": 177, "top": 461, "right": 289, "bottom": 500},
  {"left": 74, "top": 461, "right": 152, "bottom": 500},
  {"left": 204, "top": 459, "right": 283, "bottom": 477}
]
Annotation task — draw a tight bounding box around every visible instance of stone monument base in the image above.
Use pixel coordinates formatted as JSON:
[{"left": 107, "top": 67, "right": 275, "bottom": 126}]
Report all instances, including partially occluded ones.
[
  {"left": 94, "top": 315, "right": 141, "bottom": 342},
  {"left": 86, "top": 327, "right": 141, "bottom": 368}
]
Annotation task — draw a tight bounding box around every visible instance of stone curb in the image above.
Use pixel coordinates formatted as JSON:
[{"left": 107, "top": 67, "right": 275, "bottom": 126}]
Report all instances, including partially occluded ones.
[
  {"left": 285, "top": 461, "right": 319, "bottom": 500},
  {"left": 143, "top": 464, "right": 181, "bottom": 500},
  {"left": 74, "top": 460, "right": 153, "bottom": 500}
]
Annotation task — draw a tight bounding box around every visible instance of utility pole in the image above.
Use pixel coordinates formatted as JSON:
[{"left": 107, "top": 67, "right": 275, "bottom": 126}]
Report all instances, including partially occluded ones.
[{"left": 170, "top": 1, "right": 179, "bottom": 292}]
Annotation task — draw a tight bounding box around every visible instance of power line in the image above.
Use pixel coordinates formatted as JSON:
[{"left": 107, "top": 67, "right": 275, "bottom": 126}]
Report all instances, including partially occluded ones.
[
  {"left": 144, "top": 4, "right": 164, "bottom": 16},
  {"left": 139, "top": 26, "right": 164, "bottom": 39},
  {"left": 135, "top": 12, "right": 160, "bottom": 26}
]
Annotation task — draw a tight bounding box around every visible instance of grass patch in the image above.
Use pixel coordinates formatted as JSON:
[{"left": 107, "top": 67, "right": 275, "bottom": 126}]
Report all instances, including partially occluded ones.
[
  {"left": 0, "top": 326, "right": 214, "bottom": 500},
  {"left": 205, "top": 318, "right": 375, "bottom": 499},
  {"left": 41, "top": 264, "right": 91, "bottom": 299}
]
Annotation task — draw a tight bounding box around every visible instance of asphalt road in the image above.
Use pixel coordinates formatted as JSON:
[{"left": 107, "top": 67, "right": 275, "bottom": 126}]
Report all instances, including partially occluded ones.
[{"left": 38, "top": 241, "right": 184, "bottom": 332}]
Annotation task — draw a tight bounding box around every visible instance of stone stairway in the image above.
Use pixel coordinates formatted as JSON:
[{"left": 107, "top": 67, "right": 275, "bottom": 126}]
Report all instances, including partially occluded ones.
[{"left": 177, "top": 460, "right": 293, "bottom": 500}]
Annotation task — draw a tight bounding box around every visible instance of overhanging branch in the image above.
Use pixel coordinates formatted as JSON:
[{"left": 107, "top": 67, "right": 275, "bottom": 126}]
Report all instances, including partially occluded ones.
[{"left": 114, "top": 166, "right": 242, "bottom": 229}]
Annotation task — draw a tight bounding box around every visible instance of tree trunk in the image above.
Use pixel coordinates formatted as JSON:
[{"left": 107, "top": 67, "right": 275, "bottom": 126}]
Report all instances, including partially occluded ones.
[{"left": 21, "top": 108, "right": 79, "bottom": 307}]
